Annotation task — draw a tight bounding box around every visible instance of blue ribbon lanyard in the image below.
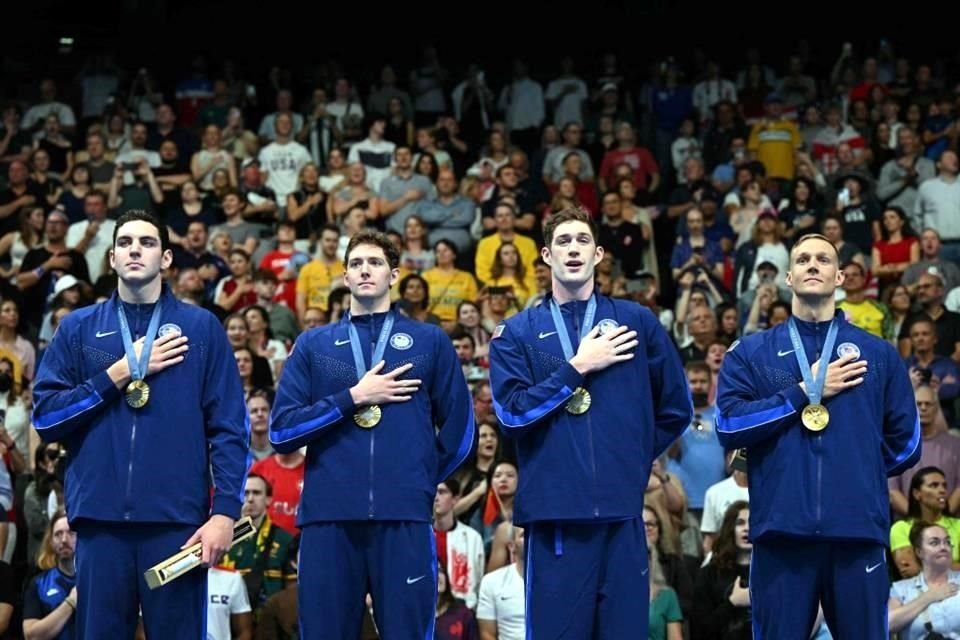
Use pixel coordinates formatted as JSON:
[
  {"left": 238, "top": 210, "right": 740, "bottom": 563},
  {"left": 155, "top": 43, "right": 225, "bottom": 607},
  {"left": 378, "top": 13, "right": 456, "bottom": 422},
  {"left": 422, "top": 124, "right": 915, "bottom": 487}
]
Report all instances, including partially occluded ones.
[
  {"left": 347, "top": 312, "right": 396, "bottom": 380},
  {"left": 117, "top": 301, "right": 163, "bottom": 382},
  {"left": 549, "top": 295, "right": 597, "bottom": 360},
  {"left": 787, "top": 317, "right": 839, "bottom": 406}
]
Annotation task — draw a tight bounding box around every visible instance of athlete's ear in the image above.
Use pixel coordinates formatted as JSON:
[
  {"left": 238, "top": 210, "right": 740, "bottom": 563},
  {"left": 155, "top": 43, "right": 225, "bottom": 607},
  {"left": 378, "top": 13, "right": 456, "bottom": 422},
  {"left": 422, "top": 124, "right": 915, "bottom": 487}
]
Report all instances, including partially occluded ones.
[
  {"left": 594, "top": 244, "right": 604, "bottom": 262},
  {"left": 161, "top": 248, "right": 173, "bottom": 271},
  {"left": 389, "top": 267, "right": 400, "bottom": 288},
  {"left": 108, "top": 248, "right": 116, "bottom": 270},
  {"left": 541, "top": 245, "right": 552, "bottom": 265}
]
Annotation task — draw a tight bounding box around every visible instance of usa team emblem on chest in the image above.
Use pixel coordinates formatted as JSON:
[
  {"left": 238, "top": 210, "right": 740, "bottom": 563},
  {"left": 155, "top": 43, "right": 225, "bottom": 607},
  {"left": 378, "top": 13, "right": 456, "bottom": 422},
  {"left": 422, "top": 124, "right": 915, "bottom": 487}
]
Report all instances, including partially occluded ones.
[{"left": 390, "top": 333, "right": 413, "bottom": 350}]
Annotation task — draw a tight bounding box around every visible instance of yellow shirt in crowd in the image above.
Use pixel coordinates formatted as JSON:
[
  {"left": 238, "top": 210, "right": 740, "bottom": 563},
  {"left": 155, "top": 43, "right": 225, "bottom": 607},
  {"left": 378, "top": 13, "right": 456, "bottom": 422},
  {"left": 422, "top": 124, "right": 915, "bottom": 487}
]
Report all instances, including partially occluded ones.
[
  {"left": 422, "top": 267, "right": 479, "bottom": 323},
  {"left": 474, "top": 233, "right": 539, "bottom": 287},
  {"left": 747, "top": 118, "right": 802, "bottom": 180},
  {"left": 296, "top": 258, "right": 345, "bottom": 313}
]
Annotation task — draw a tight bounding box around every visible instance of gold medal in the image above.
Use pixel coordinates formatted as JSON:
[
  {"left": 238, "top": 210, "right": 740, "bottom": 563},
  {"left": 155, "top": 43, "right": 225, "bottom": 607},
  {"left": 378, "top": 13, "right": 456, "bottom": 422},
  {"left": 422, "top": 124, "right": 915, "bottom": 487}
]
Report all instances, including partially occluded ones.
[
  {"left": 126, "top": 379, "right": 150, "bottom": 409},
  {"left": 801, "top": 404, "right": 829, "bottom": 431},
  {"left": 565, "top": 387, "right": 592, "bottom": 415},
  {"left": 354, "top": 405, "right": 382, "bottom": 428}
]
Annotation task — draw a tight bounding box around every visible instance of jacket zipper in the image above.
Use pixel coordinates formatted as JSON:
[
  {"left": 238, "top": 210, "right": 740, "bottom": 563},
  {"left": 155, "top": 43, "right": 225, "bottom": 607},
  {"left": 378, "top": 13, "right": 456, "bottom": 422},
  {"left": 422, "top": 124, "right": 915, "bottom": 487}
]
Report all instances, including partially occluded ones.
[
  {"left": 814, "top": 323, "right": 822, "bottom": 530},
  {"left": 573, "top": 307, "right": 600, "bottom": 517}
]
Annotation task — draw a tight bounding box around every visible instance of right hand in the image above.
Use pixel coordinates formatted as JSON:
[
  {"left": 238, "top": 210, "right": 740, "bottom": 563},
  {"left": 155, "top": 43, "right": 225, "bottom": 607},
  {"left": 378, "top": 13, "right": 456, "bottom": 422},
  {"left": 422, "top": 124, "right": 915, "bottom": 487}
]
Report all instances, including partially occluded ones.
[
  {"left": 46, "top": 254, "right": 73, "bottom": 271},
  {"left": 66, "top": 586, "right": 78, "bottom": 609},
  {"left": 926, "top": 582, "right": 960, "bottom": 604},
  {"left": 350, "top": 361, "right": 421, "bottom": 406},
  {"left": 806, "top": 352, "right": 867, "bottom": 400},
  {"left": 728, "top": 579, "right": 751, "bottom": 607},
  {"left": 131, "top": 334, "right": 190, "bottom": 377},
  {"left": 570, "top": 325, "right": 638, "bottom": 375}
]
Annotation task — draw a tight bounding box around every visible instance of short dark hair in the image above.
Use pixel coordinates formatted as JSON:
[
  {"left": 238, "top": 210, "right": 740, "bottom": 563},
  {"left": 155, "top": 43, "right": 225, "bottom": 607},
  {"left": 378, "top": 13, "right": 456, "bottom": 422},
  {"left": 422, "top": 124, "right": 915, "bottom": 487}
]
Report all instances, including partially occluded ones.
[
  {"left": 399, "top": 274, "right": 429, "bottom": 310},
  {"left": 684, "top": 360, "right": 712, "bottom": 378},
  {"left": 229, "top": 248, "right": 251, "bottom": 262},
  {"left": 439, "top": 477, "right": 461, "bottom": 496},
  {"left": 320, "top": 223, "right": 340, "bottom": 237},
  {"left": 909, "top": 520, "right": 945, "bottom": 560},
  {"left": 543, "top": 206, "right": 598, "bottom": 246},
  {"left": 840, "top": 261, "right": 865, "bottom": 276},
  {"left": 84, "top": 189, "right": 107, "bottom": 205},
  {"left": 246, "top": 472, "right": 273, "bottom": 497},
  {"left": 344, "top": 230, "right": 400, "bottom": 270},
  {"left": 254, "top": 269, "right": 278, "bottom": 284},
  {"left": 433, "top": 238, "right": 459, "bottom": 257},
  {"left": 450, "top": 328, "right": 476, "bottom": 349},
  {"left": 113, "top": 210, "right": 170, "bottom": 252}
]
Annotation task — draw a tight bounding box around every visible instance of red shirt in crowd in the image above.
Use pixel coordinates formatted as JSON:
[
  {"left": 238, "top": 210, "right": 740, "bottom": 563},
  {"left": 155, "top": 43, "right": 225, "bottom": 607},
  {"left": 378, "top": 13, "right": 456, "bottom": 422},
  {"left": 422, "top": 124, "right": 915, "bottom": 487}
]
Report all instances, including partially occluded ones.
[
  {"left": 259, "top": 250, "right": 298, "bottom": 311},
  {"left": 250, "top": 455, "right": 305, "bottom": 535},
  {"left": 599, "top": 146, "right": 660, "bottom": 190}
]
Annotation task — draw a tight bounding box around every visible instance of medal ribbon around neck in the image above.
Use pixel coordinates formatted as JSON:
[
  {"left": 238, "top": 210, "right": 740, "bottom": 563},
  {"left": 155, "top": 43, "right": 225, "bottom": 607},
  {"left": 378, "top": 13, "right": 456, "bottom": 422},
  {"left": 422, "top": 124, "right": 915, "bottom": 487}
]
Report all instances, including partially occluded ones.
[
  {"left": 787, "top": 317, "right": 839, "bottom": 408},
  {"left": 117, "top": 300, "right": 163, "bottom": 386},
  {"left": 549, "top": 294, "right": 597, "bottom": 360},
  {"left": 346, "top": 311, "right": 396, "bottom": 383}
]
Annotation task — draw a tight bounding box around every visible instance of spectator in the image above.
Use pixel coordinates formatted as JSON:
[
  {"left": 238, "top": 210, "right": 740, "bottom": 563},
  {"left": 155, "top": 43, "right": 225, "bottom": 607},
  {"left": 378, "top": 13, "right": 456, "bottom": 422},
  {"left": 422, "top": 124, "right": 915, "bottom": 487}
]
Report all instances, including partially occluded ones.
[
  {"left": 210, "top": 189, "right": 259, "bottom": 257},
  {"left": 451, "top": 65, "right": 495, "bottom": 152},
  {"left": 498, "top": 59, "right": 544, "bottom": 153},
  {"left": 550, "top": 153, "right": 598, "bottom": 216},
  {"left": 65, "top": 190, "right": 115, "bottom": 284},
  {"left": 671, "top": 208, "right": 725, "bottom": 282},
  {"left": 347, "top": 114, "right": 395, "bottom": 193},
  {"left": 876, "top": 127, "right": 935, "bottom": 216},
  {"left": 21, "top": 79, "right": 76, "bottom": 136},
  {"left": 249, "top": 447, "right": 305, "bottom": 536},
  {"left": 0, "top": 160, "right": 43, "bottom": 236},
  {"left": 693, "top": 61, "right": 738, "bottom": 125},
  {"left": 667, "top": 361, "right": 727, "bottom": 519},
  {"left": 434, "top": 478, "right": 485, "bottom": 609},
  {"left": 732, "top": 210, "right": 788, "bottom": 299},
  {"left": 701, "top": 454, "right": 750, "bottom": 554},
  {"left": 22, "top": 512, "right": 76, "bottom": 640},
  {"left": 436, "top": 561, "right": 481, "bottom": 640},
  {"left": 173, "top": 220, "right": 228, "bottom": 291},
  {"left": 400, "top": 215, "right": 435, "bottom": 273},
  {"left": 256, "top": 533, "right": 301, "bottom": 640},
  {"left": 914, "top": 150, "right": 960, "bottom": 263},
  {"left": 368, "top": 65, "right": 413, "bottom": 120},
  {"left": 671, "top": 116, "right": 703, "bottom": 182},
  {"left": 474, "top": 203, "right": 538, "bottom": 286},
  {"left": 778, "top": 55, "right": 817, "bottom": 108},
  {"left": 545, "top": 57, "right": 588, "bottom": 130},
  {"left": 692, "top": 501, "right": 752, "bottom": 640},
  {"left": 17, "top": 209, "right": 90, "bottom": 331},
  {"left": 378, "top": 146, "right": 436, "bottom": 235},
  {"left": 476, "top": 525, "right": 525, "bottom": 640},
  {"left": 115, "top": 122, "right": 161, "bottom": 182},
  {"left": 153, "top": 140, "right": 192, "bottom": 206},
  {"left": 921, "top": 96, "right": 958, "bottom": 161},
  {"left": 409, "top": 46, "right": 449, "bottom": 125},
  {"left": 542, "top": 122, "right": 594, "bottom": 188},
  {"left": 820, "top": 214, "right": 865, "bottom": 268},
  {"left": 221, "top": 107, "right": 258, "bottom": 165},
  {"left": 29, "top": 148, "right": 64, "bottom": 210},
  {"left": 79, "top": 132, "right": 115, "bottom": 192},
  {"left": 889, "top": 521, "right": 960, "bottom": 638},
  {"left": 728, "top": 179, "right": 764, "bottom": 248},
  {"left": 258, "top": 90, "right": 304, "bottom": 145},
  {"left": 220, "top": 473, "right": 296, "bottom": 615},
  {"left": 191, "top": 124, "right": 237, "bottom": 193},
  {"left": 485, "top": 243, "right": 532, "bottom": 310},
  {"left": 205, "top": 567, "right": 253, "bottom": 640},
  {"left": 905, "top": 229, "right": 960, "bottom": 296},
  {"left": 197, "top": 78, "right": 231, "bottom": 129},
  {"left": 238, "top": 160, "right": 280, "bottom": 226},
  {"left": 252, "top": 269, "right": 299, "bottom": 346},
  {"left": 898, "top": 273, "right": 960, "bottom": 364},
  {"left": 837, "top": 261, "right": 893, "bottom": 340},
  {"left": 247, "top": 391, "right": 273, "bottom": 461},
  {"left": 873, "top": 205, "right": 920, "bottom": 290},
  {"left": 644, "top": 505, "right": 697, "bottom": 623},
  {"left": 420, "top": 169, "right": 475, "bottom": 253},
  {"left": 214, "top": 248, "right": 257, "bottom": 314},
  {"left": 747, "top": 93, "right": 802, "bottom": 182},
  {"left": 243, "top": 305, "right": 288, "bottom": 380},
  {"left": 326, "top": 77, "right": 365, "bottom": 149},
  {"left": 833, "top": 170, "right": 880, "bottom": 256},
  {"left": 598, "top": 122, "right": 659, "bottom": 195},
  {"left": 295, "top": 224, "right": 344, "bottom": 323},
  {"left": 0, "top": 205, "right": 44, "bottom": 280},
  {"left": 398, "top": 273, "right": 442, "bottom": 325},
  {"left": 106, "top": 158, "right": 164, "bottom": 218},
  {"left": 779, "top": 177, "right": 822, "bottom": 247},
  {"left": 454, "top": 418, "right": 499, "bottom": 529},
  {"left": 598, "top": 190, "right": 647, "bottom": 279},
  {"left": 481, "top": 164, "right": 539, "bottom": 235},
  {"left": 811, "top": 102, "right": 866, "bottom": 177},
  {"left": 0, "top": 103, "right": 34, "bottom": 173},
  {"left": 224, "top": 314, "right": 274, "bottom": 392},
  {"left": 648, "top": 544, "right": 685, "bottom": 640},
  {"left": 258, "top": 114, "right": 312, "bottom": 206},
  {"left": 58, "top": 163, "right": 93, "bottom": 223},
  {"left": 890, "top": 467, "right": 960, "bottom": 579}
]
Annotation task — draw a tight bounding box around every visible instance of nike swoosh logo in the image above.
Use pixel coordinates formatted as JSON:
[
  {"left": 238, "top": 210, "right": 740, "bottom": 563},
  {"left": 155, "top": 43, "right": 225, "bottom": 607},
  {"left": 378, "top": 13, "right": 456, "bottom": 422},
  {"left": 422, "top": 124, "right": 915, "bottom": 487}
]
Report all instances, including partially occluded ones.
[
  {"left": 866, "top": 562, "right": 883, "bottom": 573},
  {"left": 334, "top": 338, "right": 350, "bottom": 346},
  {"left": 406, "top": 575, "right": 425, "bottom": 585},
  {"left": 777, "top": 349, "right": 795, "bottom": 357},
  {"left": 538, "top": 331, "right": 557, "bottom": 339},
  {"left": 46, "top": 588, "right": 59, "bottom": 596},
  {"left": 96, "top": 330, "right": 117, "bottom": 338},
  {"left": 641, "top": 568, "right": 649, "bottom": 576}
]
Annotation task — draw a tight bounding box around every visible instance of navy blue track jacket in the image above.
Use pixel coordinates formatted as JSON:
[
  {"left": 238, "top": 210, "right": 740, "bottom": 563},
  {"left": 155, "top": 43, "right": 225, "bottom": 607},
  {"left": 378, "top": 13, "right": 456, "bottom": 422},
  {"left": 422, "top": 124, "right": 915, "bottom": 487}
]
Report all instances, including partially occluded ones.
[
  {"left": 32, "top": 285, "right": 250, "bottom": 526},
  {"left": 716, "top": 312, "right": 921, "bottom": 544},
  {"left": 269, "top": 309, "right": 475, "bottom": 525},
  {"left": 489, "top": 294, "right": 692, "bottom": 524}
]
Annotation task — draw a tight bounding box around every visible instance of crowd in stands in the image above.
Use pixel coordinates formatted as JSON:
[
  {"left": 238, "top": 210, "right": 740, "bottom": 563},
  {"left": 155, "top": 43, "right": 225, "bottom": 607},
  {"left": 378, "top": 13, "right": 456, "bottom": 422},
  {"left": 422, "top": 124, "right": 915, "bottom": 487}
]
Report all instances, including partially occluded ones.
[{"left": 3, "top": 37, "right": 960, "bottom": 638}]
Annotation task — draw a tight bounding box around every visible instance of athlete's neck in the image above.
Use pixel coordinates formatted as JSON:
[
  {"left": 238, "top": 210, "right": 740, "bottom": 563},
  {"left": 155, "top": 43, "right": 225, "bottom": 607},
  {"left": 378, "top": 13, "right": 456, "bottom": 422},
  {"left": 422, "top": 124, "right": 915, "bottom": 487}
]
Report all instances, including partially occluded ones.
[
  {"left": 552, "top": 278, "right": 595, "bottom": 305},
  {"left": 791, "top": 294, "right": 835, "bottom": 322},
  {"left": 118, "top": 277, "right": 162, "bottom": 304},
  {"left": 350, "top": 294, "right": 391, "bottom": 316}
]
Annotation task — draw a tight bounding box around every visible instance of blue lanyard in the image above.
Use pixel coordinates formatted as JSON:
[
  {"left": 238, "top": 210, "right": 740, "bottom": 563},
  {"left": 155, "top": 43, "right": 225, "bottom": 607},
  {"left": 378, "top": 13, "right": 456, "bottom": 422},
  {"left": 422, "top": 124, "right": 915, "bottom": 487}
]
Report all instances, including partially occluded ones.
[
  {"left": 787, "top": 317, "right": 839, "bottom": 405},
  {"left": 346, "top": 312, "right": 395, "bottom": 380},
  {"left": 117, "top": 300, "right": 163, "bottom": 382},
  {"left": 549, "top": 295, "right": 597, "bottom": 360}
]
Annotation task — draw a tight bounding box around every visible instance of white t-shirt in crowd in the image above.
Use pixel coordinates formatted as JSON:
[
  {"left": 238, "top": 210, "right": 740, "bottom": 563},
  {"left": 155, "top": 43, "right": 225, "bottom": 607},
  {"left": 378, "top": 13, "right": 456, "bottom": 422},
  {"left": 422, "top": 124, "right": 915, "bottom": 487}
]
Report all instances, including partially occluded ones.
[
  {"left": 544, "top": 77, "right": 588, "bottom": 129},
  {"left": 477, "top": 564, "right": 525, "bottom": 640},
  {"left": 258, "top": 140, "right": 312, "bottom": 202},
  {"left": 66, "top": 218, "right": 116, "bottom": 283},
  {"left": 206, "top": 568, "right": 251, "bottom": 640},
  {"left": 701, "top": 475, "right": 750, "bottom": 534}
]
